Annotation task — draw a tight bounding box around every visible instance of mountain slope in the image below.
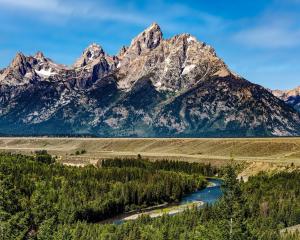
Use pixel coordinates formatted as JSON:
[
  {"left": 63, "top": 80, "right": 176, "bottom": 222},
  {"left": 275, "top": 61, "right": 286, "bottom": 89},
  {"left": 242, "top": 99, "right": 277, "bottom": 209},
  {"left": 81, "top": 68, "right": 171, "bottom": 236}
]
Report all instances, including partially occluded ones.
[
  {"left": 272, "top": 86, "right": 300, "bottom": 113},
  {"left": 0, "top": 23, "right": 300, "bottom": 137}
]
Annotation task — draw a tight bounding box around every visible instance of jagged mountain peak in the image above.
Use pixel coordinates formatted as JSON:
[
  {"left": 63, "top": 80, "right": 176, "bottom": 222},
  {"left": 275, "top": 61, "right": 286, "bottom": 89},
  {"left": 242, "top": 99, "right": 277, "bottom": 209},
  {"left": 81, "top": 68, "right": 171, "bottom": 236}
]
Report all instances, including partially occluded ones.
[
  {"left": 34, "top": 51, "right": 45, "bottom": 59},
  {"left": 0, "top": 52, "right": 36, "bottom": 85},
  {"left": 32, "top": 51, "right": 54, "bottom": 66},
  {"left": 128, "top": 22, "right": 163, "bottom": 54},
  {"left": 74, "top": 43, "right": 106, "bottom": 68},
  {"left": 85, "top": 43, "right": 105, "bottom": 54},
  {"left": 1, "top": 23, "right": 300, "bottom": 137},
  {"left": 11, "top": 52, "right": 27, "bottom": 68},
  {"left": 116, "top": 25, "right": 231, "bottom": 91},
  {"left": 10, "top": 52, "right": 34, "bottom": 76},
  {"left": 138, "top": 22, "right": 162, "bottom": 38},
  {"left": 148, "top": 22, "right": 161, "bottom": 30}
]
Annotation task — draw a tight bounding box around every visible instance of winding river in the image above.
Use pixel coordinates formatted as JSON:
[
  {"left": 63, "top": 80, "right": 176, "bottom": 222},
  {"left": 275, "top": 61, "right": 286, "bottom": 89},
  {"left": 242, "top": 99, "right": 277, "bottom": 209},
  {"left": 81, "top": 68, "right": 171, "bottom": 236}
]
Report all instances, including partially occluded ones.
[
  {"left": 180, "top": 178, "right": 223, "bottom": 205},
  {"left": 109, "top": 178, "right": 223, "bottom": 224}
]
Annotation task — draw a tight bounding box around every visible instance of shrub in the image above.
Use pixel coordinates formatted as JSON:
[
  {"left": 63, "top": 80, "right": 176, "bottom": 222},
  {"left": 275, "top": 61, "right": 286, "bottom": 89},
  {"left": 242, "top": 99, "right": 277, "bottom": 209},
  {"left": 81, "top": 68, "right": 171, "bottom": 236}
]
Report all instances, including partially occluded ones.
[{"left": 35, "top": 150, "right": 55, "bottom": 164}]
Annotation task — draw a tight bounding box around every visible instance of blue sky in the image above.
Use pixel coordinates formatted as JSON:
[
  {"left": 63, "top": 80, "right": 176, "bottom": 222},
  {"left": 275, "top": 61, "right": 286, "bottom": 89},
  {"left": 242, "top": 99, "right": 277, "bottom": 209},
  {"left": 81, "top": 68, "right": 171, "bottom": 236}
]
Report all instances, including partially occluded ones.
[{"left": 0, "top": 0, "right": 300, "bottom": 90}]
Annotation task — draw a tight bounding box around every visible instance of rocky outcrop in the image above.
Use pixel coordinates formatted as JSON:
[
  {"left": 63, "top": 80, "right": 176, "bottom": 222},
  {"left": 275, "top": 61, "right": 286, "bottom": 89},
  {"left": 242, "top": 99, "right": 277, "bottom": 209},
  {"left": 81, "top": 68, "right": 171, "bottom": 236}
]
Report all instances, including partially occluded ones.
[{"left": 0, "top": 23, "right": 300, "bottom": 137}]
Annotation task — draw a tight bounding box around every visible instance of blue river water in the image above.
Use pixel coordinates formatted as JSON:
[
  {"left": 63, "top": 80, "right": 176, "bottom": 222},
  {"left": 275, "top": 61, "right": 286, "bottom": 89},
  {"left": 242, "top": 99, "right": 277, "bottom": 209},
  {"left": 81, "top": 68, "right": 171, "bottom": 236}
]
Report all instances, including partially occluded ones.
[
  {"left": 109, "top": 178, "right": 223, "bottom": 224},
  {"left": 180, "top": 178, "right": 223, "bottom": 205}
]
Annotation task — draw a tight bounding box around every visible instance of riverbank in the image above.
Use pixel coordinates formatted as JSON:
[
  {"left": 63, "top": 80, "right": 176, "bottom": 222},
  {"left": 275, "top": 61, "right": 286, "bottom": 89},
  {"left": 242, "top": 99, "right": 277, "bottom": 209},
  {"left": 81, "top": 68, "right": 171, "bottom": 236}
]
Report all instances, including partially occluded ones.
[
  {"left": 100, "top": 178, "right": 223, "bottom": 224},
  {"left": 123, "top": 201, "right": 204, "bottom": 221}
]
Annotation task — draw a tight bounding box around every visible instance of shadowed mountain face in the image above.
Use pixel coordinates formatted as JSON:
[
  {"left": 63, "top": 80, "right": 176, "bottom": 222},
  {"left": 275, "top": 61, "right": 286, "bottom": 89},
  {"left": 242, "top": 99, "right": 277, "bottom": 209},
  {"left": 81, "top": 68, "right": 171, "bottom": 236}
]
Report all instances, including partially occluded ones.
[
  {"left": 273, "top": 86, "right": 300, "bottom": 113},
  {"left": 1, "top": 23, "right": 300, "bottom": 137}
]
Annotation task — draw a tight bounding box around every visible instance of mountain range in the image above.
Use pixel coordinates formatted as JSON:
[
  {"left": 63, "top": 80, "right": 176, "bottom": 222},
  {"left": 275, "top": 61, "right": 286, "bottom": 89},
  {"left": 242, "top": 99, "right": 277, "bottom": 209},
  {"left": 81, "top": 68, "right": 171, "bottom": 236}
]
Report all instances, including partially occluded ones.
[
  {"left": 272, "top": 86, "right": 300, "bottom": 113},
  {"left": 1, "top": 23, "right": 300, "bottom": 137}
]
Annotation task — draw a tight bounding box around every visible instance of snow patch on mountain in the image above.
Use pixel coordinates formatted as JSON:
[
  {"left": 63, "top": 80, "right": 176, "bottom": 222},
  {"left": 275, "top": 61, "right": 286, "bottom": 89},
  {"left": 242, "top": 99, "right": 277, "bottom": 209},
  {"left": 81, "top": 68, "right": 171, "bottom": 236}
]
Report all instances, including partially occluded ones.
[
  {"left": 187, "top": 36, "right": 197, "bottom": 43},
  {"left": 35, "top": 68, "right": 56, "bottom": 77},
  {"left": 182, "top": 64, "right": 196, "bottom": 75}
]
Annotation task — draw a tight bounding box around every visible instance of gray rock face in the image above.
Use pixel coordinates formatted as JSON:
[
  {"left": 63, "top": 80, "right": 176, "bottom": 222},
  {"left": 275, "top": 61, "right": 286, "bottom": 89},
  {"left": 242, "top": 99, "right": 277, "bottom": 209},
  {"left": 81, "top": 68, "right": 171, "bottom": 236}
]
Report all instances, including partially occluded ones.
[{"left": 0, "top": 23, "right": 300, "bottom": 137}]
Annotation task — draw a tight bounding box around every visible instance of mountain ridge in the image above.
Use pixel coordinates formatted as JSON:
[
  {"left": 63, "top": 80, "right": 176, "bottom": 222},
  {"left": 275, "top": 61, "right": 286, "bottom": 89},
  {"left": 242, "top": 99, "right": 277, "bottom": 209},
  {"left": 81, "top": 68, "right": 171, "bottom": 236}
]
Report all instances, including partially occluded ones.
[
  {"left": 0, "top": 23, "right": 300, "bottom": 137},
  {"left": 272, "top": 86, "right": 300, "bottom": 113}
]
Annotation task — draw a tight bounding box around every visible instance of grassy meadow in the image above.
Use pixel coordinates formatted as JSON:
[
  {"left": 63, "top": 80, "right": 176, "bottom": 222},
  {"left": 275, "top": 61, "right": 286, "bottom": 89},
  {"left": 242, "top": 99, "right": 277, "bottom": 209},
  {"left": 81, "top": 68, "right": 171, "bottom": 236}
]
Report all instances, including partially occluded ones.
[{"left": 0, "top": 137, "right": 300, "bottom": 177}]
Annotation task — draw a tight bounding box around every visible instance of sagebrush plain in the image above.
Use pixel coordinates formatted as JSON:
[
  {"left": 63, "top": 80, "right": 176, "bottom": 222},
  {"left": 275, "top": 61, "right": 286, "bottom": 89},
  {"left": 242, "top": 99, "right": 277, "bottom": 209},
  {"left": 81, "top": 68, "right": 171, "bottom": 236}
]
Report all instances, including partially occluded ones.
[{"left": 1, "top": 137, "right": 300, "bottom": 168}]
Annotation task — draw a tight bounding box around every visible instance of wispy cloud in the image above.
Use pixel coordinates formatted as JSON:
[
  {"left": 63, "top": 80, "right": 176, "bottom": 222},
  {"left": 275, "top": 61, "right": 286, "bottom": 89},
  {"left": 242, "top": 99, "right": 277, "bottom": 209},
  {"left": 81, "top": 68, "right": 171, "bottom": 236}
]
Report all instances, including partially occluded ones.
[
  {"left": 234, "top": 25, "right": 300, "bottom": 48},
  {"left": 0, "top": 0, "right": 226, "bottom": 32},
  {"left": 0, "top": 0, "right": 71, "bottom": 14},
  {"left": 0, "top": 0, "right": 149, "bottom": 25},
  {"left": 232, "top": 9, "right": 300, "bottom": 49}
]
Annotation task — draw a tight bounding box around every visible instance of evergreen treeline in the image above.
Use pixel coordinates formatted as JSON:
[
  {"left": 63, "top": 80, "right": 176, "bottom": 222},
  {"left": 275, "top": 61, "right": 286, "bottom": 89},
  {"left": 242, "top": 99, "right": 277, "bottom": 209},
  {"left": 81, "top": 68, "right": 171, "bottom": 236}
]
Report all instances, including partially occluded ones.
[
  {"left": 27, "top": 165, "right": 300, "bottom": 240},
  {"left": 101, "top": 158, "right": 218, "bottom": 176},
  {"left": 0, "top": 153, "right": 206, "bottom": 239},
  {"left": 1, "top": 152, "right": 300, "bottom": 239}
]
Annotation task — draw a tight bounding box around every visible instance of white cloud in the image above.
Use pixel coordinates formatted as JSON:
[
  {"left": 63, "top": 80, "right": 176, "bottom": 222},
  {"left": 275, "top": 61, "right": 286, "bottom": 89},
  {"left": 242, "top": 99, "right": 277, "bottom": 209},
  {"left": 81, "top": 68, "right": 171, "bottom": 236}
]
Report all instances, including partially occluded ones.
[
  {"left": 0, "top": 0, "right": 71, "bottom": 14},
  {"left": 232, "top": 9, "right": 300, "bottom": 49},
  {"left": 0, "top": 0, "right": 226, "bottom": 32},
  {"left": 0, "top": 0, "right": 149, "bottom": 25},
  {"left": 233, "top": 23, "right": 300, "bottom": 48}
]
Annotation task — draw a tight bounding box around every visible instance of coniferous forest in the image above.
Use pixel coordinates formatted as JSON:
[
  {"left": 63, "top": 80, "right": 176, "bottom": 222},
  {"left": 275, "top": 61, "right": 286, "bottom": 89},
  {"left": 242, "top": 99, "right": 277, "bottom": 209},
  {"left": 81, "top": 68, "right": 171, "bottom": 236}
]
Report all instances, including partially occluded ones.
[{"left": 1, "top": 152, "right": 300, "bottom": 239}]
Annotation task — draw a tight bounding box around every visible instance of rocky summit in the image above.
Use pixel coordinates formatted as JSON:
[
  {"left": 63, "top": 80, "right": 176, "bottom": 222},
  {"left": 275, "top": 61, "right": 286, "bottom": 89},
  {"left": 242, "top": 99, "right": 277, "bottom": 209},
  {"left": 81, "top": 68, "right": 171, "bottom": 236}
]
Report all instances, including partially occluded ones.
[{"left": 1, "top": 23, "right": 300, "bottom": 137}]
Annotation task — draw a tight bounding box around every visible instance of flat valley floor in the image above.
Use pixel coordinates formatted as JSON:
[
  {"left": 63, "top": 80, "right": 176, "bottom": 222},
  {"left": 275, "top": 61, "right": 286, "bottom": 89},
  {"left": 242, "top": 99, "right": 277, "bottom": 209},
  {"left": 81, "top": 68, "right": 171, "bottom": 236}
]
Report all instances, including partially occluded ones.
[{"left": 1, "top": 137, "right": 300, "bottom": 177}]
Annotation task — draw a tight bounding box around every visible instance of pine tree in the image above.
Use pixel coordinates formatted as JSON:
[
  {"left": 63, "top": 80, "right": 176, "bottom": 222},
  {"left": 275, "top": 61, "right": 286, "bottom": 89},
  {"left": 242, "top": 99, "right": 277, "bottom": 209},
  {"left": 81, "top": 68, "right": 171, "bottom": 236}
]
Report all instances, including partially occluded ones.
[{"left": 221, "top": 163, "right": 250, "bottom": 240}]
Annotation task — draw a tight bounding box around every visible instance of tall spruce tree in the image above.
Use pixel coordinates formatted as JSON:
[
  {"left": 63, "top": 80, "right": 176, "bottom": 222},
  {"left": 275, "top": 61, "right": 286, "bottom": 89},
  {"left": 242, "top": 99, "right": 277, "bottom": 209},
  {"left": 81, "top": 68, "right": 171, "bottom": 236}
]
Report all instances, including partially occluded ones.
[{"left": 221, "top": 162, "right": 250, "bottom": 240}]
